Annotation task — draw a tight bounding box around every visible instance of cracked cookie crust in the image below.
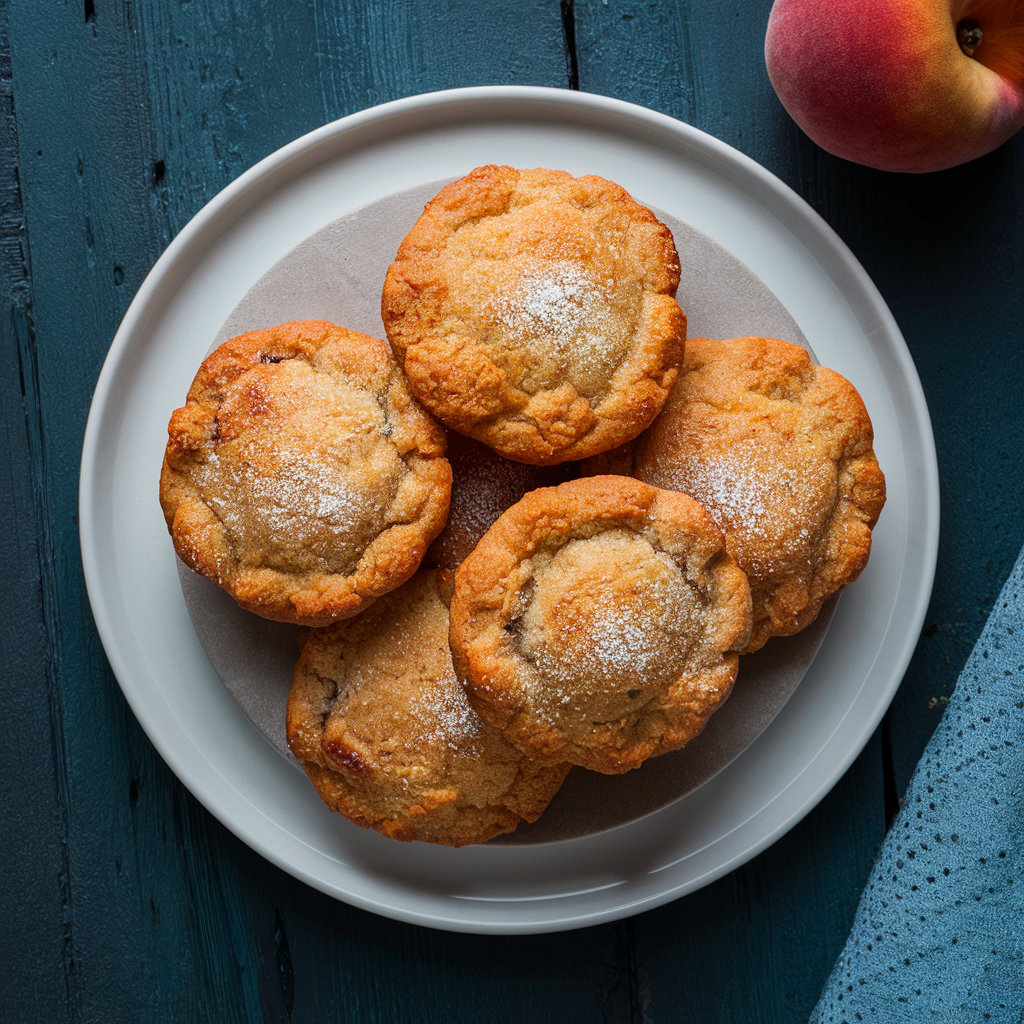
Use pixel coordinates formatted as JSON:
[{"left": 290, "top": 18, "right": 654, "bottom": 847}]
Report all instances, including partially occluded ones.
[
  {"left": 159, "top": 320, "right": 451, "bottom": 627},
  {"left": 381, "top": 165, "right": 687, "bottom": 465},
  {"left": 449, "top": 476, "right": 752, "bottom": 775},
  {"left": 286, "top": 569, "right": 570, "bottom": 846}
]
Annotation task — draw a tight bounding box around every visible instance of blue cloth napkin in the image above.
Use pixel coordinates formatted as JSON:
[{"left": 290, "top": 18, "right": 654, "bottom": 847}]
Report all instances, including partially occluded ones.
[{"left": 811, "top": 549, "right": 1024, "bottom": 1022}]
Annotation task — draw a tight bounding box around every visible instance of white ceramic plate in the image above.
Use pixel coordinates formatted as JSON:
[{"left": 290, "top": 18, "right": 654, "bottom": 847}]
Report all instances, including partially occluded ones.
[{"left": 79, "top": 86, "right": 938, "bottom": 935}]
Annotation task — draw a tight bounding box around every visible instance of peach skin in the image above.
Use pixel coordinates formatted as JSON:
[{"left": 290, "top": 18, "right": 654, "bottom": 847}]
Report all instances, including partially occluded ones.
[{"left": 765, "top": 0, "right": 1024, "bottom": 172}]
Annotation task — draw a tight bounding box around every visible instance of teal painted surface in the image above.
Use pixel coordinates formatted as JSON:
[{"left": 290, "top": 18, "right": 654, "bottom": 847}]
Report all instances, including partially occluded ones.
[{"left": 2, "top": 0, "right": 1021, "bottom": 1020}]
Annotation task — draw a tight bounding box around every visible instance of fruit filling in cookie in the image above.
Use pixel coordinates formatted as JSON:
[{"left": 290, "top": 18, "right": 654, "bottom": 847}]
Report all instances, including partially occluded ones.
[{"left": 426, "top": 431, "right": 575, "bottom": 572}]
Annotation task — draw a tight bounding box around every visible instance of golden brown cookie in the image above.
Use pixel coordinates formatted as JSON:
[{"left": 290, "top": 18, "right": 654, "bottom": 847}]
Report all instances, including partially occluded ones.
[
  {"left": 426, "top": 431, "right": 575, "bottom": 573},
  {"left": 287, "top": 569, "right": 570, "bottom": 846},
  {"left": 159, "top": 320, "right": 451, "bottom": 627},
  {"left": 449, "top": 476, "right": 752, "bottom": 775},
  {"left": 381, "top": 165, "right": 687, "bottom": 465},
  {"left": 621, "top": 335, "right": 886, "bottom": 653}
]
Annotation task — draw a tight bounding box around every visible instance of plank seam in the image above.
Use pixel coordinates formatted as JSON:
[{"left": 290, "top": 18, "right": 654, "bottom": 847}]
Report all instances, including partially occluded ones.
[{"left": 560, "top": 0, "right": 579, "bottom": 90}]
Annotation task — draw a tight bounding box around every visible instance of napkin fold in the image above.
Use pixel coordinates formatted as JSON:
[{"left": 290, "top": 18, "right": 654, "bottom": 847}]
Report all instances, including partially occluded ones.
[{"left": 811, "top": 549, "right": 1024, "bottom": 1021}]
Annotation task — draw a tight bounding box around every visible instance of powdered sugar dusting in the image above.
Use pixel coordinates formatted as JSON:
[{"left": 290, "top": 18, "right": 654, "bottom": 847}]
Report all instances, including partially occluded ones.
[
  {"left": 519, "top": 532, "right": 705, "bottom": 723},
  {"left": 198, "top": 440, "right": 395, "bottom": 574},
  {"left": 570, "top": 591, "right": 674, "bottom": 680},
  {"left": 325, "top": 578, "right": 493, "bottom": 782},
  {"left": 671, "top": 445, "right": 775, "bottom": 525},
  {"left": 655, "top": 440, "right": 833, "bottom": 575},
  {"left": 247, "top": 448, "right": 359, "bottom": 529},
  {"left": 406, "top": 670, "right": 486, "bottom": 753},
  {"left": 190, "top": 363, "right": 410, "bottom": 575},
  {"left": 488, "top": 261, "right": 632, "bottom": 395}
]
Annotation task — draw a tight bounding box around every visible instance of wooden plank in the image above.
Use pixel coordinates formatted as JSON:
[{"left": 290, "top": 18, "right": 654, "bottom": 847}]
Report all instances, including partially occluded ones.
[
  {"left": 231, "top": 850, "right": 639, "bottom": 1023},
  {"left": 5, "top": 4, "right": 265, "bottom": 1017},
  {"left": 832, "top": 150, "right": 1024, "bottom": 792},
  {"left": 571, "top": 0, "right": 795, "bottom": 174},
  {"left": 133, "top": 0, "right": 574, "bottom": 234},
  {"left": 0, "top": 9, "right": 69, "bottom": 1021}
]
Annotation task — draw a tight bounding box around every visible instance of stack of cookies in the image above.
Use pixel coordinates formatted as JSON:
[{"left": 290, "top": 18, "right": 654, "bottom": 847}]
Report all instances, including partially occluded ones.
[{"left": 160, "top": 165, "right": 885, "bottom": 846}]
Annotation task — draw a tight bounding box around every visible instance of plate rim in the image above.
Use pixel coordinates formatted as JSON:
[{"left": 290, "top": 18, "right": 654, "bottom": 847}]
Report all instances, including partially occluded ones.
[{"left": 78, "top": 84, "right": 939, "bottom": 934}]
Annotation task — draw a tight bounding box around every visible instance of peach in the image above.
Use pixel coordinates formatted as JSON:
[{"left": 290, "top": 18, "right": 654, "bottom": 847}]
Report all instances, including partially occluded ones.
[{"left": 765, "top": 0, "right": 1024, "bottom": 172}]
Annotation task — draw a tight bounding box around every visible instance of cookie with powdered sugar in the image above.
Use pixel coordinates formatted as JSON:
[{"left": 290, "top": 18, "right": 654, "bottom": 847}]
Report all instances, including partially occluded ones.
[
  {"left": 159, "top": 320, "right": 451, "bottom": 627},
  {"left": 620, "top": 335, "right": 886, "bottom": 653},
  {"left": 449, "top": 476, "right": 752, "bottom": 775},
  {"left": 287, "top": 569, "right": 570, "bottom": 846},
  {"left": 381, "top": 165, "right": 687, "bottom": 465}
]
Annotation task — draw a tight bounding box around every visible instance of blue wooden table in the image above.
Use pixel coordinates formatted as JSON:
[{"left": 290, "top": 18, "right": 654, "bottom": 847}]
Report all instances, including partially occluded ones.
[{"left": 3, "top": 2, "right": 1022, "bottom": 1020}]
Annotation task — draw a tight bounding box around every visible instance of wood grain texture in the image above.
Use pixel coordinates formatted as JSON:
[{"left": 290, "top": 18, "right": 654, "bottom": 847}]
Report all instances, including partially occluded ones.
[
  {"left": 1, "top": 9, "right": 69, "bottom": 1022},
  {"left": 134, "top": 0, "right": 571, "bottom": 237},
  {"left": 4, "top": 3, "right": 272, "bottom": 1016},
  {"left": 4, "top": 0, "right": 1023, "bottom": 1021}
]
